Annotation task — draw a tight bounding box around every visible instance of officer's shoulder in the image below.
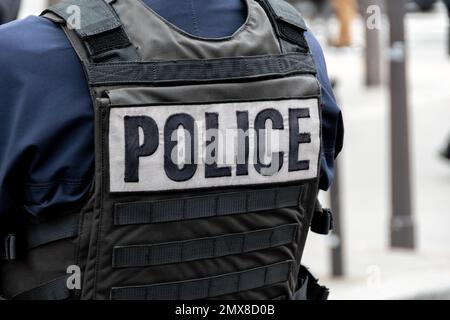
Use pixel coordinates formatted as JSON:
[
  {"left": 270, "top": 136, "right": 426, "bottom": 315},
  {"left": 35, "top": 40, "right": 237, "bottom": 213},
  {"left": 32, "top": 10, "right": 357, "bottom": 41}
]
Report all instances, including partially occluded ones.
[
  {"left": 304, "top": 30, "right": 324, "bottom": 58},
  {"left": 0, "top": 16, "right": 72, "bottom": 65}
]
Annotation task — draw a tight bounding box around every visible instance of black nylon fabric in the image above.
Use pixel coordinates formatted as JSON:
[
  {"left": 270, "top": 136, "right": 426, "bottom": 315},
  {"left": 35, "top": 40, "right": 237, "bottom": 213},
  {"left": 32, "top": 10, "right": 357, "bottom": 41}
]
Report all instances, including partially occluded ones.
[
  {"left": 42, "top": 0, "right": 122, "bottom": 38},
  {"left": 110, "top": 261, "right": 292, "bottom": 300},
  {"left": 114, "top": 186, "right": 302, "bottom": 226},
  {"left": 86, "top": 53, "right": 316, "bottom": 86},
  {"left": 85, "top": 27, "right": 132, "bottom": 56},
  {"left": 0, "top": 202, "right": 88, "bottom": 299},
  {"left": 112, "top": 224, "right": 298, "bottom": 268},
  {"left": 12, "top": 275, "right": 71, "bottom": 300},
  {"left": 0, "top": 236, "right": 81, "bottom": 299},
  {"left": 25, "top": 212, "right": 80, "bottom": 249}
]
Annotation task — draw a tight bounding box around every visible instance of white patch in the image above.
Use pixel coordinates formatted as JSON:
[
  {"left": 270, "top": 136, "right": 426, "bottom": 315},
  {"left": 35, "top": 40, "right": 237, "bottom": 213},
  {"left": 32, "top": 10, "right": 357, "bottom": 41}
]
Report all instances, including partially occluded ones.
[{"left": 109, "top": 99, "right": 320, "bottom": 192}]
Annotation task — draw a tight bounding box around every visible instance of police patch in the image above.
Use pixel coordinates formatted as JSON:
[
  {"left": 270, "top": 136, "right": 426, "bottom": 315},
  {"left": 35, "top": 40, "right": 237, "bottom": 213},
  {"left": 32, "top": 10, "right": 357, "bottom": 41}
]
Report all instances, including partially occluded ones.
[{"left": 108, "top": 99, "right": 320, "bottom": 192}]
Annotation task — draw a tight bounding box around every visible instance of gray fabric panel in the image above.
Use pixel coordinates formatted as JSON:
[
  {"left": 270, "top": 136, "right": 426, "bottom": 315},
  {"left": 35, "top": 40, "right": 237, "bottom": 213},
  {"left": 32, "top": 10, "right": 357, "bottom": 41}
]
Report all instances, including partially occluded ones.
[
  {"left": 110, "top": 261, "right": 292, "bottom": 300},
  {"left": 112, "top": 0, "right": 281, "bottom": 61},
  {"left": 114, "top": 186, "right": 302, "bottom": 226},
  {"left": 112, "top": 224, "right": 298, "bottom": 267}
]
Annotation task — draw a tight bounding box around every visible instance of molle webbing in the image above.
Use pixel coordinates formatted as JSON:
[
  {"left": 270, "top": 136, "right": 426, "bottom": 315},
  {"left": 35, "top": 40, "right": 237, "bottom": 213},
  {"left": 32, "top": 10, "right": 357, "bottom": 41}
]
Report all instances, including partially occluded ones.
[
  {"left": 42, "top": 0, "right": 138, "bottom": 61},
  {"left": 114, "top": 186, "right": 302, "bottom": 226},
  {"left": 110, "top": 261, "right": 292, "bottom": 300},
  {"left": 86, "top": 53, "right": 316, "bottom": 86},
  {"left": 112, "top": 224, "right": 298, "bottom": 268}
]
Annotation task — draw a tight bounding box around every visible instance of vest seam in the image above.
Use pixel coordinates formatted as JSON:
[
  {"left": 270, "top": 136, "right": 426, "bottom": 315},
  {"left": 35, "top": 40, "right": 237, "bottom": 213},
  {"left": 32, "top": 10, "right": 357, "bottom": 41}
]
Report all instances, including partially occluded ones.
[
  {"left": 189, "top": 0, "right": 200, "bottom": 36},
  {"left": 92, "top": 105, "right": 107, "bottom": 299}
]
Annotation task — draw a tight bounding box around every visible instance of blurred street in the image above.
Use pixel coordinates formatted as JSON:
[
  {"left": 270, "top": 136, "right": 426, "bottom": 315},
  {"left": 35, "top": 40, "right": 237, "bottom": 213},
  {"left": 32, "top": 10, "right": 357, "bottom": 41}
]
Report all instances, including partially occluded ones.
[
  {"left": 15, "top": 0, "right": 450, "bottom": 300},
  {"left": 303, "top": 2, "right": 450, "bottom": 299}
]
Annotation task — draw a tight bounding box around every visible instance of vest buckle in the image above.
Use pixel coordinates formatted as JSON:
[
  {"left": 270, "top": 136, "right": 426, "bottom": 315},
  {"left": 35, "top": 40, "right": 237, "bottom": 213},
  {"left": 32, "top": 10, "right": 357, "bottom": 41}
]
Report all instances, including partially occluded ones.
[
  {"left": 311, "top": 207, "right": 334, "bottom": 235},
  {"left": 0, "top": 233, "right": 17, "bottom": 261}
]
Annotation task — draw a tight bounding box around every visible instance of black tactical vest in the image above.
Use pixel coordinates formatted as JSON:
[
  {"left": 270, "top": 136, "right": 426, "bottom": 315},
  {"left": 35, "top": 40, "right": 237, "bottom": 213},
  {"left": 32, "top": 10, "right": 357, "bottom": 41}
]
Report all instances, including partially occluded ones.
[{"left": 0, "top": 0, "right": 328, "bottom": 300}]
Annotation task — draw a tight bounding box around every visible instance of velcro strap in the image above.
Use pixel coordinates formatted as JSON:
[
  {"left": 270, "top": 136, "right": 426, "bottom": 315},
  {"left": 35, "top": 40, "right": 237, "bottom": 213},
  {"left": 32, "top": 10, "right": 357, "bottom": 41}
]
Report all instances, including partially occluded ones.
[
  {"left": 277, "top": 21, "right": 308, "bottom": 49},
  {"left": 110, "top": 261, "right": 292, "bottom": 300},
  {"left": 12, "top": 276, "right": 71, "bottom": 300},
  {"left": 26, "top": 213, "right": 80, "bottom": 249},
  {"left": 42, "top": 0, "right": 134, "bottom": 59},
  {"left": 257, "top": 0, "right": 309, "bottom": 52},
  {"left": 262, "top": 0, "right": 307, "bottom": 30},
  {"left": 0, "top": 233, "right": 17, "bottom": 261},
  {"left": 114, "top": 186, "right": 302, "bottom": 226},
  {"left": 87, "top": 53, "right": 316, "bottom": 85},
  {"left": 42, "top": 0, "right": 121, "bottom": 38},
  {"left": 84, "top": 27, "right": 131, "bottom": 56},
  {"left": 113, "top": 224, "right": 298, "bottom": 268}
]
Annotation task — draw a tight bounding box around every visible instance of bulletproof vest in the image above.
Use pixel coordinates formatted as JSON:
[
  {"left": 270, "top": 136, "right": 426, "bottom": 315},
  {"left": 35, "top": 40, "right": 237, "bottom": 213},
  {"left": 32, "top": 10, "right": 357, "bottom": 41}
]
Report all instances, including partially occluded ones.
[{"left": 0, "top": 0, "right": 325, "bottom": 300}]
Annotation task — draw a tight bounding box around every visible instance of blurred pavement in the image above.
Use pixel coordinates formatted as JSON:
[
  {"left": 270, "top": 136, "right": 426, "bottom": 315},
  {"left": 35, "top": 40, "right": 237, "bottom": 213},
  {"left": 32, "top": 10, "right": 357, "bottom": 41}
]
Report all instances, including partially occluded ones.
[{"left": 303, "top": 3, "right": 450, "bottom": 300}]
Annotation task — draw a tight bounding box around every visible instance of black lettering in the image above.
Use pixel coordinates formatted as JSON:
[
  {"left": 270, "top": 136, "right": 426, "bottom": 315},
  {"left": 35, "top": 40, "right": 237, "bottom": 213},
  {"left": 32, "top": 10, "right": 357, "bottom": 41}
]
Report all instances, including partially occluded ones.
[
  {"left": 124, "top": 116, "right": 159, "bottom": 183},
  {"left": 205, "top": 113, "right": 232, "bottom": 178},
  {"left": 289, "top": 108, "right": 311, "bottom": 171},
  {"left": 164, "top": 113, "right": 197, "bottom": 182},
  {"left": 254, "top": 109, "right": 284, "bottom": 175},
  {"left": 236, "top": 111, "right": 249, "bottom": 176}
]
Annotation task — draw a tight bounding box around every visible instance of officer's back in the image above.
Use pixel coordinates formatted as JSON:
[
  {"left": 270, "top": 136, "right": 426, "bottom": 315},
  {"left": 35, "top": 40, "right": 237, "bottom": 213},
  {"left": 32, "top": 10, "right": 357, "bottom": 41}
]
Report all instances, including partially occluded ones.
[{"left": 0, "top": 0, "right": 343, "bottom": 300}]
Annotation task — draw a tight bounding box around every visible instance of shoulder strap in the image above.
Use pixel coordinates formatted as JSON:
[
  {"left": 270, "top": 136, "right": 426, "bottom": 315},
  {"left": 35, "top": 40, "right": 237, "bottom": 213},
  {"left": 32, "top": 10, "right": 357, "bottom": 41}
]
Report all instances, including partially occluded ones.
[
  {"left": 41, "top": 0, "right": 139, "bottom": 62},
  {"left": 12, "top": 276, "right": 72, "bottom": 300},
  {"left": 256, "top": 0, "right": 310, "bottom": 54}
]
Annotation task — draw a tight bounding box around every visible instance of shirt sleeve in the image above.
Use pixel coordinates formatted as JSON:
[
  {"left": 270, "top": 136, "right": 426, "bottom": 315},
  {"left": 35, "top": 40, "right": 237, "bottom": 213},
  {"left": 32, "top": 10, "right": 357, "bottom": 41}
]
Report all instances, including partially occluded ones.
[
  {"left": 0, "top": 17, "right": 94, "bottom": 220},
  {"left": 304, "top": 30, "right": 344, "bottom": 191}
]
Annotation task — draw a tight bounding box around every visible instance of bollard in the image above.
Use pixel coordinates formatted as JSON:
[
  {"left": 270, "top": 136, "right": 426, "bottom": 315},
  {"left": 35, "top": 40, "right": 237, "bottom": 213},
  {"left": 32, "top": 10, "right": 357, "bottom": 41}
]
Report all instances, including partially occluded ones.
[
  {"left": 330, "top": 158, "right": 344, "bottom": 277},
  {"left": 386, "top": 0, "right": 415, "bottom": 249}
]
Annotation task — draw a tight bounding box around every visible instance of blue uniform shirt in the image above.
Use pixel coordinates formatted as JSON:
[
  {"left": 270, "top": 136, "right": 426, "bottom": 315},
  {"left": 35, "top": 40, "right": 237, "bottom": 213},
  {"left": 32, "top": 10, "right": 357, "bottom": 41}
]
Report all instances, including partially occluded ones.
[{"left": 0, "top": 0, "right": 343, "bottom": 218}]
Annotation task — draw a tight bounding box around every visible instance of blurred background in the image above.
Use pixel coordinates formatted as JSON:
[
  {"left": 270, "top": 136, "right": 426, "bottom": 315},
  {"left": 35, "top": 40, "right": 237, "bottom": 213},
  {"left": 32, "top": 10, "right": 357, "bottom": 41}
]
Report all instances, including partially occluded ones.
[{"left": 2, "top": 0, "right": 450, "bottom": 300}]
